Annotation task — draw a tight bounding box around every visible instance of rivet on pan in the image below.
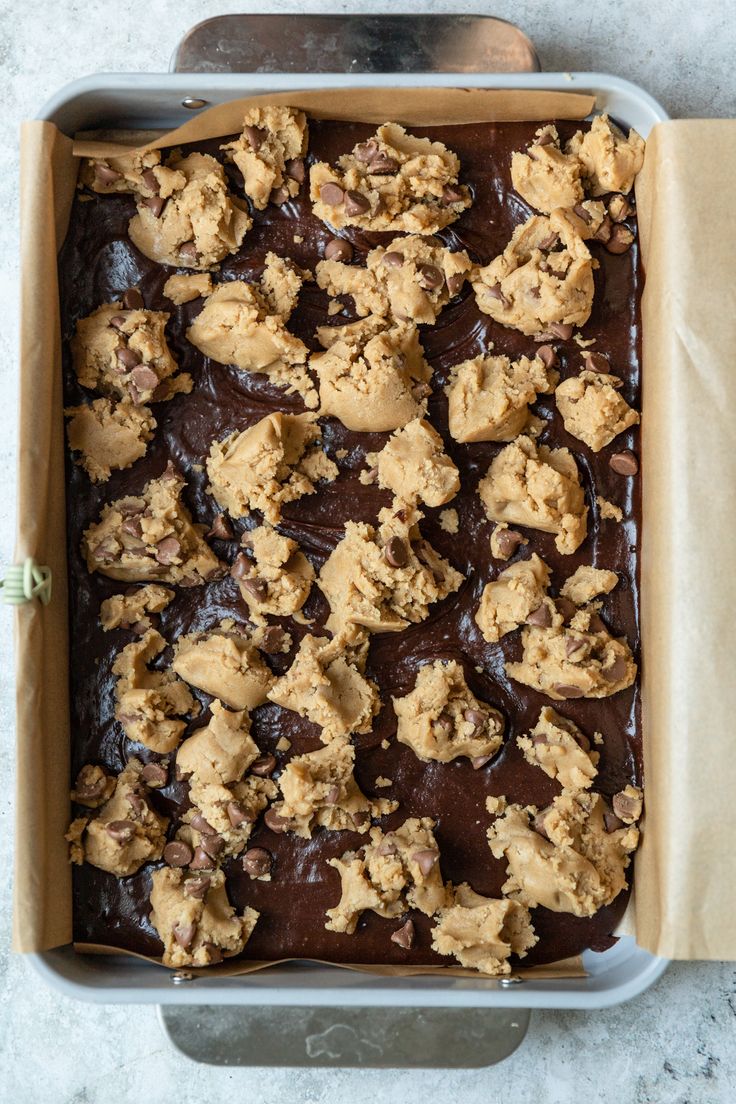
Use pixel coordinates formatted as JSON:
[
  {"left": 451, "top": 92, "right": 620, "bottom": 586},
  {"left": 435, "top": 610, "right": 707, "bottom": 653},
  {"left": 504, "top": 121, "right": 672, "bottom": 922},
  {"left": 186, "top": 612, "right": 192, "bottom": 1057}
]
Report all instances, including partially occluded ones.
[
  {"left": 499, "top": 976, "right": 525, "bottom": 987},
  {"left": 171, "top": 970, "right": 194, "bottom": 983},
  {"left": 181, "top": 97, "right": 208, "bottom": 110}
]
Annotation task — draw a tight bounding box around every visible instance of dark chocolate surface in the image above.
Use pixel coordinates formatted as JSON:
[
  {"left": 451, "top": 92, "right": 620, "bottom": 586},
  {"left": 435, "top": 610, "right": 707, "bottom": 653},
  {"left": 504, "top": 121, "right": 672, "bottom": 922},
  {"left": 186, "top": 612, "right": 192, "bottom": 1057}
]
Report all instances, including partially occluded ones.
[{"left": 61, "top": 117, "right": 642, "bottom": 968}]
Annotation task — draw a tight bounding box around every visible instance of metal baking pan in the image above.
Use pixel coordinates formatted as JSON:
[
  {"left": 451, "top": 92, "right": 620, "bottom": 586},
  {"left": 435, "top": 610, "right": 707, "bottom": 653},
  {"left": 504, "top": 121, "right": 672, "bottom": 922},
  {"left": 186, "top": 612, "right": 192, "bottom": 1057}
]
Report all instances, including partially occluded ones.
[{"left": 24, "top": 14, "right": 668, "bottom": 1059}]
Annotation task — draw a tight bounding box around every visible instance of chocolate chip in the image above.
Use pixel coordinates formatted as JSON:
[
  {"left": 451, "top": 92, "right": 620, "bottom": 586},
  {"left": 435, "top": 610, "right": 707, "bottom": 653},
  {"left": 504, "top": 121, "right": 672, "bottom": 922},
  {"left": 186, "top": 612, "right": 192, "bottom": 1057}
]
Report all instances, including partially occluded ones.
[
  {"left": 200, "top": 833, "right": 225, "bottom": 860},
  {"left": 411, "top": 381, "right": 432, "bottom": 401},
  {"left": 242, "top": 847, "right": 273, "bottom": 877},
  {"left": 446, "top": 273, "right": 464, "bottom": 296},
  {"left": 270, "top": 186, "right": 289, "bottom": 206},
  {"left": 612, "top": 790, "right": 640, "bottom": 821},
  {"left": 320, "top": 182, "right": 344, "bottom": 206},
  {"left": 471, "top": 755, "right": 493, "bottom": 769},
  {"left": 105, "top": 819, "right": 135, "bottom": 843},
  {"left": 285, "top": 157, "right": 305, "bottom": 183},
  {"left": 140, "top": 762, "right": 167, "bottom": 788},
  {"left": 344, "top": 190, "right": 370, "bottom": 216},
  {"left": 587, "top": 613, "right": 606, "bottom": 634},
  {"left": 203, "top": 943, "right": 223, "bottom": 964},
  {"left": 384, "top": 536, "right": 408, "bottom": 568},
  {"left": 390, "top": 919, "right": 415, "bottom": 949},
  {"left": 441, "top": 184, "right": 464, "bottom": 205},
  {"left": 123, "top": 287, "right": 145, "bottom": 310},
  {"left": 565, "top": 636, "right": 585, "bottom": 657},
  {"left": 141, "top": 195, "right": 166, "bottom": 218},
  {"left": 573, "top": 203, "right": 592, "bottom": 224},
  {"left": 604, "top": 811, "right": 625, "bottom": 833},
  {"left": 369, "top": 154, "right": 399, "bottom": 174},
  {"left": 173, "top": 922, "right": 197, "bottom": 950},
  {"left": 432, "top": 714, "right": 453, "bottom": 736},
  {"left": 189, "top": 846, "right": 216, "bottom": 871},
  {"left": 164, "top": 840, "right": 193, "bottom": 867},
  {"left": 116, "top": 346, "right": 142, "bottom": 370},
  {"left": 535, "top": 131, "right": 555, "bottom": 147},
  {"left": 527, "top": 604, "right": 552, "bottom": 628},
  {"left": 609, "top": 450, "right": 639, "bottom": 476},
  {"left": 109, "top": 314, "right": 127, "bottom": 331},
  {"left": 151, "top": 383, "right": 170, "bottom": 402},
  {"left": 603, "top": 656, "right": 628, "bottom": 683},
  {"left": 376, "top": 837, "right": 397, "bottom": 856},
  {"left": 538, "top": 232, "right": 559, "bottom": 250},
  {"left": 94, "top": 537, "right": 118, "bottom": 564},
  {"left": 556, "top": 597, "right": 577, "bottom": 623},
  {"left": 487, "top": 283, "right": 509, "bottom": 307},
  {"left": 251, "top": 754, "right": 277, "bottom": 777},
  {"left": 126, "top": 792, "right": 147, "bottom": 817},
  {"left": 547, "top": 322, "right": 573, "bottom": 340},
  {"left": 95, "top": 163, "right": 123, "bottom": 186},
  {"left": 130, "top": 365, "right": 159, "bottom": 393},
  {"left": 155, "top": 536, "right": 181, "bottom": 565},
  {"left": 537, "top": 344, "right": 558, "bottom": 370},
  {"left": 417, "top": 263, "right": 443, "bottom": 291},
  {"left": 259, "top": 626, "right": 286, "bottom": 654},
  {"left": 494, "top": 528, "right": 524, "bottom": 558},
  {"left": 354, "top": 140, "right": 379, "bottom": 163},
  {"left": 608, "top": 194, "right": 632, "bottom": 223},
  {"left": 226, "top": 801, "right": 253, "bottom": 828},
  {"left": 263, "top": 808, "right": 290, "bottom": 834},
  {"left": 382, "top": 250, "right": 404, "bottom": 268},
  {"left": 593, "top": 216, "right": 613, "bottom": 243},
  {"left": 183, "top": 874, "right": 211, "bottom": 899},
  {"left": 554, "top": 684, "right": 585, "bottom": 699},
  {"left": 532, "top": 812, "right": 550, "bottom": 839},
  {"left": 178, "top": 241, "right": 199, "bottom": 264},
  {"left": 464, "top": 707, "right": 486, "bottom": 729},
  {"left": 72, "top": 765, "right": 108, "bottom": 802},
  {"left": 207, "top": 513, "right": 233, "bottom": 540},
  {"left": 412, "top": 849, "right": 439, "bottom": 876},
  {"left": 191, "top": 812, "right": 216, "bottom": 835},
  {"left": 351, "top": 811, "right": 370, "bottom": 829},
  {"left": 324, "top": 237, "right": 353, "bottom": 262},
  {"left": 606, "top": 225, "right": 635, "bottom": 254},
  {"left": 241, "top": 576, "right": 268, "bottom": 601},
  {"left": 324, "top": 785, "right": 340, "bottom": 805},
  {"left": 230, "top": 552, "right": 252, "bottom": 579},
  {"left": 244, "top": 124, "right": 265, "bottom": 151},
  {"left": 583, "top": 351, "right": 610, "bottom": 372}
]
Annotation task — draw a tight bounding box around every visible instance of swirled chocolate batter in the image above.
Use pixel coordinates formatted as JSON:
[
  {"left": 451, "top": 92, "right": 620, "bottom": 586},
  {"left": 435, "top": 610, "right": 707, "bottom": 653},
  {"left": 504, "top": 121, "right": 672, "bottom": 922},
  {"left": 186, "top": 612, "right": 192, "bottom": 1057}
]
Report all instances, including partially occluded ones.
[{"left": 61, "top": 111, "right": 644, "bottom": 972}]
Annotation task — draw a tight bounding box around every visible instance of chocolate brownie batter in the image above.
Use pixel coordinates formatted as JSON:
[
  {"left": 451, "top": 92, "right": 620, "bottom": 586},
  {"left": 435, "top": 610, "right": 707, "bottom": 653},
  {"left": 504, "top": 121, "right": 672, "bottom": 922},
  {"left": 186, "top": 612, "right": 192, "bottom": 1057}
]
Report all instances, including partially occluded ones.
[{"left": 60, "top": 116, "right": 642, "bottom": 968}]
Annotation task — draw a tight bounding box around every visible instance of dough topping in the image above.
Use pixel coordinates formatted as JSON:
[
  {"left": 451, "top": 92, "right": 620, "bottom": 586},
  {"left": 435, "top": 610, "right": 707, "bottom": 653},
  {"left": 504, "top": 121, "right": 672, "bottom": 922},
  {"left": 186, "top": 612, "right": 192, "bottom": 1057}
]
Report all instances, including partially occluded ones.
[
  {"left": 517, "top": 706, "right": 599, "bottom": 791},
  {"left": 555, "top": 366, "right": 640, "bottom": 452},
  {"left": 113, "top": 629, "right": 196, "bottom": 752},
  {"left": 475, "top": 553, "right": 558, "bottom": 643},
  {"left": 175, "top": 699, "right": 259, "bottom": 785},
  {"left": 234, "top": 523, "right": 314, "bottom": 621},
  {"left": 368, "top": 418, "right": 459, "bottom": 507},
  {"left": 65, "top": 398, "right": 156, "bottom": 484},
  {"left": 431, "top": 883, "right": 537, "bottom": 975},
  {"left": 222, "top": 106, "right": 308, "bottom": 210},
  {"left": 149, "top": 867, "right": 258, "bottom": 967},
  {"left": 172, "top": 629, "right": 274, "bottom": 711},
  {"left": 447, "top": 351, "right": 558, "bottom": 444},
  {"left": 100, "top": 583, "right": 174, "bottom": 633}
]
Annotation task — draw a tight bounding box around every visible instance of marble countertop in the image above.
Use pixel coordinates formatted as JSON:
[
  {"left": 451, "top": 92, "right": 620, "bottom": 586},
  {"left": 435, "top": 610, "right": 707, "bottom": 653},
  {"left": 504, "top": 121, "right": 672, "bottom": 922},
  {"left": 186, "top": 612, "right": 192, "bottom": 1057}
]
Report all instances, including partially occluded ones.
[{"left": 1, "top": 1, "right": 734, "bottom": 1100}]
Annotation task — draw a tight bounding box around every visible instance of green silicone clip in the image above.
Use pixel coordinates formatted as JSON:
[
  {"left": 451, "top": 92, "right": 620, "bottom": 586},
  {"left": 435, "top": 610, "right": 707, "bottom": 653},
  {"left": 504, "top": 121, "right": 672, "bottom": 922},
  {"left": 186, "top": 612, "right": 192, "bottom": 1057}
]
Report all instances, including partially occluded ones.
[{"left": 1, "top": 557, "right": 52, "bottom": 606}]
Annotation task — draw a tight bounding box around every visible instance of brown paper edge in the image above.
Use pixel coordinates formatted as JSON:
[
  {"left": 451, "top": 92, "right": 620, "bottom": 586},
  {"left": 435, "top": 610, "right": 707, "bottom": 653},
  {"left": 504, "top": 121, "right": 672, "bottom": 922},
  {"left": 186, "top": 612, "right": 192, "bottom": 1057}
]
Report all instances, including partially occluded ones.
[{"left": 15, "top": 88, "right": 611, "bottom": 977}]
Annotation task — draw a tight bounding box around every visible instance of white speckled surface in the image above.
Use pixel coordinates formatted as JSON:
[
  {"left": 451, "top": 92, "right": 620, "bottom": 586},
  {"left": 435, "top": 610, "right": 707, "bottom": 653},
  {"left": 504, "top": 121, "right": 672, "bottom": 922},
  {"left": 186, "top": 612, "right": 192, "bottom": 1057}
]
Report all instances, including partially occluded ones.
[{"left": 1, "top": 1, "right": 735, "bottom": 1099}]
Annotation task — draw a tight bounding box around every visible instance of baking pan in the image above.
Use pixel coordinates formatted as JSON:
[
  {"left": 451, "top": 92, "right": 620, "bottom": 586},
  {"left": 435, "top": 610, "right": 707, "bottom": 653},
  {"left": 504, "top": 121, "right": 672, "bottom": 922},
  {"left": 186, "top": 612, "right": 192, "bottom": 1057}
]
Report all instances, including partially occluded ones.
[{"left": 22, "top": 14, "right": 668, "bottom": 1056}]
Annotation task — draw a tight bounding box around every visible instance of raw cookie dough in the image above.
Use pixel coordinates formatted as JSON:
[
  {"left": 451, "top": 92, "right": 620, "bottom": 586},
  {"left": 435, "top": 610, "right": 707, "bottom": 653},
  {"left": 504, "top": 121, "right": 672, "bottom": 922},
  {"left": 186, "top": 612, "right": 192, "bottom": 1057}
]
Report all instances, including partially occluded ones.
[
  {"left": 267, "top": 633, "right": 379, "bottom": 743},
  {"left": 206, "top": 412, "right": 336, "bottom": 525},
  {"left": 186, "top": 253, "right": 316, "bottom": 406},
  {"left": 175, "top": 699, "right": 260, "bottom": 785},
  {"left": 431, "top": 883, "right": 537, "bottom": 975},
  {"left": 65, "top": 398, "right": 156, "bottom": 483},
  {"left": 511, "top": 125, "right": 585, "bottom": 215},
  {"left": 222, "top": 106, "right": 308, "bottom": 209},
  {"left": 177, "top": 773, "right": 277, "bottom": 862},
  {"left": 149, "top": 867, "right": 259, "bottom": 968},
  {"left": 163, "top": 273, "right": 213, "bottom": 304},
  {"left": 80, "top": 148, "right": 165, "bottom": 195},
  {"left": 487, "top": 792, "right": 640, "bottom": 917},
  {"left": 555, "top": 368, "right": 640, "bottom": 452},
  {"left": 475, "top": 553, "right": 558, "bottom": 643},
  {"left": 319, "top": 500, "right": 463, "bottom": 636},
  {"left": 505, "top": 604, "right": 637, "bottom": 700},
  {"left": 489, "top": 524, "right": 529, "bottom": 562},
  {"left": 517, "top": 706, "right": 599, "bottom": 791},
  {"left": 446, "top": 352, "right": 558, "bottom": 443},
  {"left": 70, "top": 763, "right": 116, "bottom": 809},
  {"left": 235, "top": 523, "right": 314, "bottom": 621},
  {"left": 312, "top": 321, "right": 432, "bottom": 432},
  {"left": 310, "top": 123, "right": 471, "bottom": 234},
  {"left": 369, "top": 419, "right": 459, "bottom": 507},
  {"left": 82, "top": 464, "right": 221, "bottom": 585},
  {"left": 270, "top": 739, "right": 397, "bottom": 838},
  {"left": 325, "top": 817, "right": 447, "bottom": 933},
  {"left": 129, "top": 152, "right": 252, "bottom": 270},
  {"left": 472, "top": 210, "right": 595, "bottom": 337},
  {"left": 113, "top": 630, "right": 196, "bottom": 752},
  {"left": 612, "top": 784, "right": 644, "bottom": 824},
  {"left": 567, "top": 114, "right": 645, "bottom": 197},
  {"left": 100, "top": 583, "right": 174, "bottom": 632},
  {"left": 66, "top": 758, "right": 167, "bottom": 876},
  {"left": 71, "top": 301, "right": 190, "bottom": 405},
  {"left": 316, "top": 234, "right": 472, "bottom": 325},
  {"left": 172, "top": 631, "right": 273, "bottom": 711},
  {"left": 478, "top": 435, "right": 588, "bottom": 555},
  {"left": 393, "top": 659, "right": 504, "bottom": 765},
  {"left": 560, "top": 564, "right": 618, "bottom": 606}
]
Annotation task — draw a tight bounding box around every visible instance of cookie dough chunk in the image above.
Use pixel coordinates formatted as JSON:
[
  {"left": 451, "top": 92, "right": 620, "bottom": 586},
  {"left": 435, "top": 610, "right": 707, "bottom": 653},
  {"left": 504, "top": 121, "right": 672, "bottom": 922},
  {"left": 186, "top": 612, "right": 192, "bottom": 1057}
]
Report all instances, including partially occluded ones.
[
  {"left": 310, "top": 123, "right": 471, "bottom": 234},
  {"left": 163, "top": 273, "right": 213, "bottom": 304},
  {"left": 511, "top": 125, "right": 584, "bottom": 214},
  {"left": 222, "top": 106, "right": 307, "bottom": 209},
  {"left": 316, "top": 235, "right": 472, "bottom": 325},
  {"left": 80, "top": 148, "right": 169, "bottom": 195},
  {"left": 393, "top": 660, "right": 504, "bottom": 765},
  {"left": 70, "top": 763, "right": 116, "bottom": 809},
  {"left": 567, "top": 114, "right": 645, "bottom": 197},
  {"left": 149, "top": 867, "right": 258, "bottom": 968},
  {"left": 319, "top": 500, "right": 463, "bottom": 636},
  {"left": 472, "top": 211, "right": 594, "bottom": 337},
  {"left": 313, "top": 322, "right": 431, "bottom": 433},
  {"left": 178, "top": 773, "right": 277, "bottom": 862},
  {"left": 83, "top": 465, "right": 221, "bottom": 585},
  {"left": 71, "top": 301, "right": 189, "bottom": 405},
  {"left": 206, "top": 412, "right": 336, "bottom": 525},
  {"left": 560, "top": 564, "right": 618, "bottom": 607},
  {"left": 186, "top": 255, "right": 316, "bottom": 406},
  {"left": 475, "top": 554, "right": 558, "bottom": 643},
  {"left": 67, "top": 758, "right": 168, "bottom": 876},
  {"left": 505, "top": 605, "right": 637, "bottom": 700},
  {"left": 113, "top": 630, "right": 196, "bottom": 752},
  {"left": 478, "top": 435, "right": 587, "bottom": 555},
  {"left": 431, "top": 883, "right": 537, "bottom": 975},
  {"left": 236, "top": 523, "right": 314, "bottom": 620},
  {"left": 556, "top": 369, "right": 640, "bottom": 452},
  {"left": 517, "top": 706, "right": 599, "bottom": 791},
  {"left": 172, "top": 631, "right": 273, "bottom": 711},
  {"left": 268, "top": 634, "right": 379, "bottom": 743},
  {"left": 447, "top": 352, "right": 558, "bottom": 444},
  {"left": 612, "top": 784, "right": 644, "bottom": 825},
  {"left": 488, "top": 792, "right": 640, "bottom": 916},
  {"left": 129, "top": 152, "right": 252, "bottom": 270},
  {"left": 100, "top": 584, "right": 174, "bottom": 633},
  {"left": 65, "top": 398, "right": 156, "bottom": 483},
  {"left": 371, "top": 419, "right": 459, "bottom": 507},
  {"left": 325, "top": 817, "right": 447, "bottom": 933},
  {"left": 271, "top": 739, "right": 397, "bottom": 838},
  {"left": 175, "top": 699, "right": 259, "bottom": 785}
]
